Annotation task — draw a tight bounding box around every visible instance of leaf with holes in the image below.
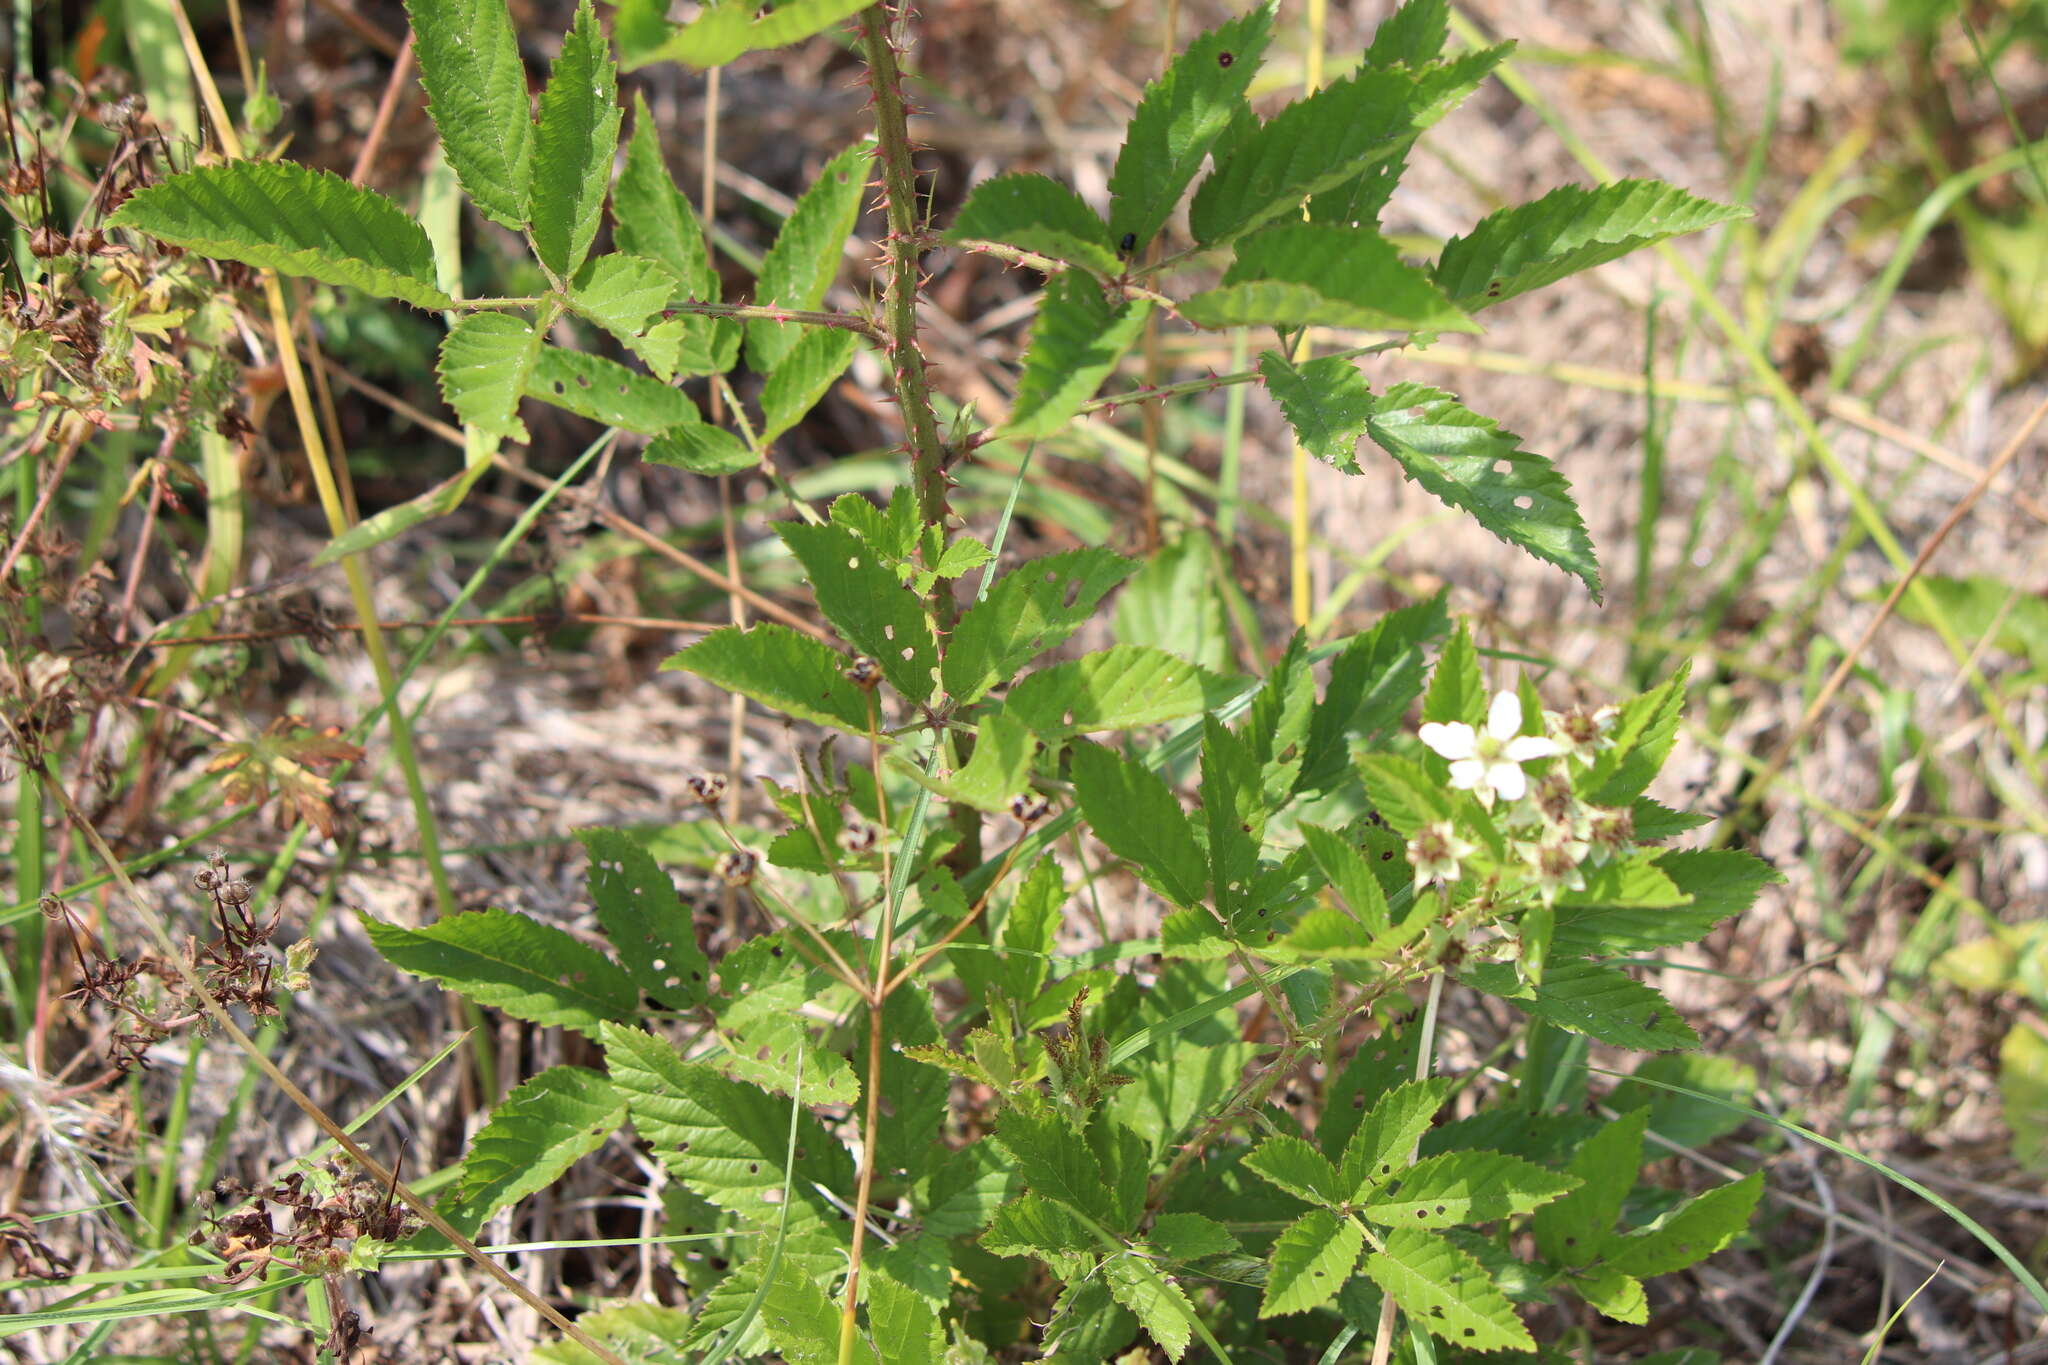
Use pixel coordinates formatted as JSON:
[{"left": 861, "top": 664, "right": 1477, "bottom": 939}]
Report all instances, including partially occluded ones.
[
  {"left": 1435, "top": 179, "right": 1747, "bottom": 313},
  {"left": 1004, "top": 645, "right": 1243, "bottom": 738},
  {"left": 1603, "top": 1172, "right": 1762, "bottom": 1277},
  {"left": 569, "top": 254, "right": 676, "bottom": 348},
  {"left": 950, "top": 173, "right": 1122, "bottom": 276},
  {"left": 363, "top": 908, "right": 636, "bottom": 1035},
  {"left": 110, "top": 162, "right": 452, "bottom": 309},
  {"left": 1261, "top": 1208, "right": 1364, "bottom": 1317},
  {"left": 662, "top": 624, "right": 874, "bottom": 734},
  {"left": 1244, "top": 1135, "right": 1345, "bottom": 1207},
  {"left": 1461, "top": 959, "right": 1699, "bottom": 1051},
  {"left": 643, "top": 422, "right": 754, "bottom": 476},
  {"left": 526, "top": 348, "right": 699, "bottom": 432},
  {"left": 407, "top": 0, "right": 531, "bottom": 228},
  {"left": 437, "top": 311, "right": 540, "bottom": 443},
  {"left": 576, "top": 828, "right": 708, "bottom": 1009},
  {"left": 1363, "top": 1227, "right": 1535, "bottom": 1352},
  {"left": 759, "top": 325, "right": 859, "bottom": 445},
  {"left": 1001, "top": 273, "right": 1153, "bottom": 439},
  {"left": 1533, "top": 1106, "right": 1648, "bottom": 1267},
  {"left": 1339, "top": 1076, "right": 1455, "bottom": 1197},
  {"left": 777, "top": 521, "right": 936, "bottom": 701},
  {"left": 1107, "top": 4, "right": 1274, "bottom": 254},
  {"left": 1259, "top": 351, "right": 1375, "bottom": 469},
  {"left": 1182, "top": 223, "right": 1474, "bottom": 332},
  {"left": 943, "top": 548, "right": 1137, "bottom": 706},
  {"left": 439, "top": 1066, "right": 623, "bottom": 1236},
  {"left": 1360, "top": 1150, "right": 1578, "bottom": 1228},
  {"left": 1103, "top": 1255, "right": 1198, "bottom": 1362},
  {"left": 1365, "top": 382, "right": 1601, "bottom": 600},
  {"left": 748, "top": 141, "right": 869, "bottom": 373},
  {"left": 530, "top": 0, "right": 620, "bottom": 279}
]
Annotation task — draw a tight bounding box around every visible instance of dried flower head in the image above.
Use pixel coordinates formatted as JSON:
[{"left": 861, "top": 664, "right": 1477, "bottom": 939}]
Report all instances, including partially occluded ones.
[{"left": 713, "top": 849, "right": 759, "bottom": 887}]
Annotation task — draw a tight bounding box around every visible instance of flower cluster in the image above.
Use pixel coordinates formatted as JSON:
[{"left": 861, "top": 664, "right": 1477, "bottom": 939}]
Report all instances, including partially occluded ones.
[{"left": 1408, "top": 690, "right": 1631, "bottom": 905}]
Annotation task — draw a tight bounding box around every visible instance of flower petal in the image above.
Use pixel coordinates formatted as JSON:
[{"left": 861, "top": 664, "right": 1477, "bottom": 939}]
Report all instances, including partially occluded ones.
[
  {"left": 1489, "top": 762, "right": 1528, "bottom": 802},
  {"left": 1420, "top": 722, "right": 1477, "bottom": 761},
  {"left": 1446, "top": 758, "right": 1485, "bottom": 790},
  {"left": 1504, "top": 735, "right": 1559, "bottom": 762}
]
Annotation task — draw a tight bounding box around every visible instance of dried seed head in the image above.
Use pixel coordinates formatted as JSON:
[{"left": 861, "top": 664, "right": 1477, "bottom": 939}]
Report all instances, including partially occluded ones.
[
  {"left": 3, "top": 161, "right": 44, "bottom": 196},
  {"left": 193, "top": 867, "right": 219, "bottom": 891},
  {"left": 836, "top": 820, "right": 879, "bottom": 854},
  {"left": 218, "top": 879, "right": 253, "bottom": 908},
  {"left": 1009, "top": 792, "right": 1051, "bottom": 824},
  {"left": 843, "top": 655, "right": 883, "bottom": 689},
  {"left": 28, "top": 225, "right": 67, "bottom": 259},
  {"left": 713, "top": 849, "right": 759, "bottom": 887},
  {"left": 686, "top": 772, "right": 729, "bottom": 807}
]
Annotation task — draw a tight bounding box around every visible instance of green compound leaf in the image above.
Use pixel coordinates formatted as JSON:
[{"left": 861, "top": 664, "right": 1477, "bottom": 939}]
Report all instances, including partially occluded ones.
[
  {"left": 1365, "top": 381, "right": 1602, "bottom": 601},
  {"left": 777, "top": 520, "right": 936, "bottom": 701},
  {"left": 1339, "top": 1076, "right": 1454, "bottom": 1197},
  {"left": 1554, "top": 849, "right": 1774, "bottom": 957},
  {"left": 944, "top": 548, "right": 1138, "bottom": 706},
  {"left": 990, "top": 1106, "right": 1107, "bottom": 1214},
  {"left": 759, "top": 325, "right": 859, "bottom": 445},
  {"left": 643, "top": 422, "right": 754, "bottom": 475},
  {"left": 600, "top": 1022, "right": 856, "bottom": 1239},
  {"left": 406, "top": 0, "right": 531, "bottom": 228},
  {"left": 662, "top": 623, "right": 875, "bottom": 734},
  {"left": 1189, "top": 47, "right": 1507, "bottom": 246},
  {"left": 1533, "top": 1106, "right": 1649, "bottom": 1267},
  {"left": 1359, "top": 1150, "right": 1579, "bottom": 1228},
  {"left": 634, "top": 316, "right": 742, "bottom": 381},
  {"left": 362, "top": 907, "right": 636, "bottom": 1035},
  {"left": 1462, "top": 959, "right": 1699, "bottom": 1052},
  {"left": 570, "top": 255, "right": 682, "bottom": 373},
  {"left": 1578, "top": 1267, "right": 1649, "bottom": 1324},
  {"left": 918, "top": 707, "right": 1037, "bottom": 813},
  {"left": 530, "top": 0, "right": 621, "bottom": 280},
  {"left": 1354, "top": 753, "right": 1457, "bottom": 838},
  {"left": 1363, "top": 1227, "right": 1535, "bottom": 1353},
  {"left": 1103, "top": 1255, "right": 1199, "bottom": 1362},
  {"left": 615, "top": 94, "right": 717, "bottom": 298},
  {"left": 1259, "top": 350, "right": 1375, "bottom": 468},
  {"left": 437, "top": 311, "right": 540, "bottom": 443},
  {"left": 949, "top": 173, "right": 1122, "bottom": 276},
  {"left": 1261, "top": 1208, "right": 1365, "bottom": 1318},
  {"left": 1435, "top": 178, "right": 1748, "bottom": 313},
  {"left": 1147, "top": 1212, "right": 1239, "bottom": 1263},
  {"left": 1182, "top": 222, "right": 1475, "bottom": 333},
  {"left": 1365, "top": 0, "right": 1451, "bottom": 68},
  {"left": 1068, "top": 740, "right": 1208, "bottom": 910},
  {"left": 982, "top": 1193, "right": 1097, "bottom": 1278},
  {"left": 526, "top": 347, "right": 699, "bottom": 432},
  {"left": 109, "top": 161, "right": 452, "bottom": 309},
  {"left": 1000, "top": 273, "right": 1154, "bottom": 440},
  {"left": 1243, "top": 1134, "right": 1345, "bottom": 1206},
  {"left": 618, "top": 0, "right": 868, "bottom": 71},
  {"left": 1004, "top": 644, "right": 1243, "bottom": 739},
  {"left": 759, "top": 1256, "right": 879, "bottom": 1365},
  {"left": 1108, "top": 5, "right": 1274, "bottom": 255},
  {"left": 576, "top": 827, "right": 709, "bottom": 1010},
  {"left": 441, "top": 1066, "right": 624, "bottom": 1235},
  {"left": 1603, "top": 1172, "right": 1763, "bottom": 1277},
  {"left": 748, "top": 140, "right": 869, "bottom": 374}
]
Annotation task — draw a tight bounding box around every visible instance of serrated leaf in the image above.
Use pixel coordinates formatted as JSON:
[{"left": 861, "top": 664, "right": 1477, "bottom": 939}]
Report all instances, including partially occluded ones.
[
  {"left": 946, "top": 547, "right": 1138, "bottom": 705},
  {"left": 1148, "top": 1212, "right": 1238, "bottom": 1263},
  {"left": 748, "top": 141, "right": 869, "bottom": 373},
  {"left": 759, "top": 325, "right": 858, "bottom": 444},
  {"left": 1584, "top": 666, "right": 1689, "bottom": 802},
  {"left": 600, "top": 1022, "right": 855, "bottom": 1238},
  {"left": 1533, "top": 1107, "right": 1648, "bottom": 1267},
  {"left": 777, "top": 521, "right": 936, "bottom": 701},
  {"left": 1552, "top": 851, "right": 1754, "bottom": 957},
  {"left": 526, "top": 347, "right": 699, "bottom": 432},
  {"left": 1260, "top": 350, "right": 1375, "bottom": 468},
  {"left": 759, "top": 1254, "right": 878, "bottom": 1365},
  {"left": 407, "top": 0, "right": 531, "bottom": 228},
  {"left": 1611, "top": 1054, "right": 1757, "bottom": 1149},
  {"left": 1603, "top": 1172, "right": 1762, "bottom": 1276},
  {"left": 569, "top": 254, "right": 676, "bottom": 345},
  {"left": 1360, "top": 1150, "right": 1578, "bottom": 1228},
  {"left": 982, "top": 1194, "right": 1096, "bottom": 1278},
  {"left": 1435, "top": 179, "right": 1747, "bottom": 312},
  {"left": 1114, "top": 532, "right": 1232, "bottom": 674},
  {"left": 1004, "top": 644, "right": 1243, "bottom": 738},
  {"left": 621, "top": 0, "right": 869, "bottom": 70},
  {"left": 363, "top": 908, "right": 636, "bottom": 1035},
  {"left": 1365, "top": 381, "right": 1601, "bottom": 600},
  {"left": 1188, "top": 50, "right": 1506, "bottom": 246},
  {"left": 1106, "top": 4, "right": 1274, "bottom": 253},
  {"left": 1577, "top": 1266, "right": 1648, "bottom": 1324},
  {"left": 1001, "top": 273, "right": 1153, "bottom": 439},
  {"left": 919, "top": 707, "right": 1037, "bottom": 813},
  {"left": 1299, "top": 594, "right": 1449, "bottom": 793},
  {"left": 530, "top": 0, "right": 620, "bottom": 279},
  {"left": 1068, "top": 740, "right": 1208, "bottom": 909},
  {"left": 1301, "top": 824, "right": 1391, "bottom": 934},
  {"left": 865, "top": 1272, "right": 942, "bottom": 1365},
  {"left": 576, "top": 827, "right": 709, "bottom": 1009},
  {"left": 1365, "top": 0, "right": 1451, "bottom": 68},
  {"left": 662, "top": 623, "right": 874, "bottom": 734},
  {"left": 1363, "top": 1227, "right": 1535, "bottom": 1353},
  {"left": 1182, "top": 222, "right": 1474, "bottom": 332},
  {"left": 1340, "top": 1075, "right": 1454, "bottom": 1197},
  {"left": 437, "top": 311, "right": 539, "bottom": 442},
  {"left": 643, "top": 421, "right": 754, "bottom": 475},
  {"left": 1268, "top": 906, "right": 1385, "bottom": 962},
  {"left": 1103, "top": 1255, "right": 1197, "bottom": 1362},
  {"left": 533, "top": 1302, "right": 694, "bottom": 1364},
  {"left": 1461, "top": 959, "right": 1699, "bottom": 1051},
  {"left": 950, "top": 173, "right": 1121, "bottom": 275},
  {"left": 442, "top": 1066, "right": 623, "bottom": 1233},
  {"left": 631, "top": 314, "right": 742, "bottom": 379},
  {"left": 1355, "top": 753, "right": 1457, "bottom": 837},
  {"left": 1261, "top": 1208, "right": 1364, "bottom": 1317},
  {"left": 615, "top": 94, "right": 716, "bottom": 297},
  {"left": 1243, "top": 1135, "right": 1344, "bottom": 1206},
  {"left": 990, "top": 1107, "right": 1105, "bottom": 1213},
  {"left": 109, "top": 162, "right": 452, "bottom": 309},
  {"left": 1202, "top": 716, "right": 1263, "bottom": 929},
  {"left": 1422, "top": 621, "right": 1486, "bottom": 726}
]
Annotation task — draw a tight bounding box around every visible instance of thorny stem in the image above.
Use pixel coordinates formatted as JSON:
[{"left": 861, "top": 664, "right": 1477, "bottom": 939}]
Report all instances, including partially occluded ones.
[{"left": 840, "top": 691, "right": 896, "bottom": 1365}]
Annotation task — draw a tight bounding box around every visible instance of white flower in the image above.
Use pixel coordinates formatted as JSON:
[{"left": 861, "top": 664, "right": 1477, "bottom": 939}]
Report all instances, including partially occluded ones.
[
  {"left": 1419, "top": 692, "right": 1559, "bottom": 807},
  {"left": 1408, "top": 821, "right": 1478, "bottom": 889}
]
